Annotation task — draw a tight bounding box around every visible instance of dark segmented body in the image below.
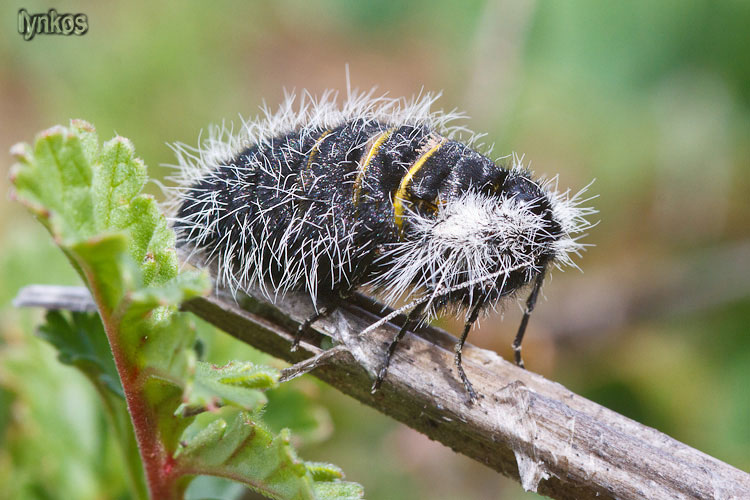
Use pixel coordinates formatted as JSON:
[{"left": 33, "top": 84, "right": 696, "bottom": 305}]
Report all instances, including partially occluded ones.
[
  {"left": 173, "top": 102, "right": 594, "bottom": 401},
  {"left": 176, "top": 119, "right": 560, "bottom": 308}
]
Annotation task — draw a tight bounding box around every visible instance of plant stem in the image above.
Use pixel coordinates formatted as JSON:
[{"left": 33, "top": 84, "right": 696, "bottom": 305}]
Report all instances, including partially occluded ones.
[
  {"left": 83, "top": 273, "right": 183, "bottom": 500},
  {"left": 106, "top": 324, "right": 183, "bottom": 500},
  {"left": 91, "top": 381, "right": 149, "bottom": 500}
]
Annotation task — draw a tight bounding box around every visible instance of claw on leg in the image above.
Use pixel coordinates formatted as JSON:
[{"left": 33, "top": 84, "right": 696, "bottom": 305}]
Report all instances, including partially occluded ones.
[
  {"left": 291, "top": 305, "right": 331, "bottom": 352},
  {"left": 455, "top": 301, "right": 482, "bottom": 404},
  {"left": 371, "top": 303, "right": 425, "bottom": 393},
  {"left": 512, "top": 269, "right": 546, "bottom": 369}
]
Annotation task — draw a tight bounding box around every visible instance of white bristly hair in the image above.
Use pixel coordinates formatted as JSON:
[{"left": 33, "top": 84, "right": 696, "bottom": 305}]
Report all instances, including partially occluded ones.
[
  {"left": 163, "top": 89, "right": 596, "bottom": 315},
  {"left": 164, "top": 88, "right": 470, "bottom": 194},
  {"left": 368, "top": 155, "right": 596, "bottom": 318}
]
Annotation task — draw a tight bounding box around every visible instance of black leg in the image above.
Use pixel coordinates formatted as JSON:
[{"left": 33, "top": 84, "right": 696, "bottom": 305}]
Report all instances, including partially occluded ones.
[
  {"left": 371, "top": 303, "right": 426, "bottom": 393},
  {"left": 455, "top": 301, "right": 482, "bottom": 403},
  {"left": 512, "top": 268, "right": 546, "bottom": 368},
  {"left": 291, "top": 305, "right": 332, "bottom": 352}
]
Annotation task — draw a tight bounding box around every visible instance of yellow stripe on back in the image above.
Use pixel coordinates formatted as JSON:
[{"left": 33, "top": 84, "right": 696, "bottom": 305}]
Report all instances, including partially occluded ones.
[
  {"left": 393, "top": 136, "right": 446, "bottom": 235},
  {"left": 352, "top": 129, "right": 394, "bottom": 207},
  {"left": 306, "top": 129, "right": 333, "bottom": 171}
]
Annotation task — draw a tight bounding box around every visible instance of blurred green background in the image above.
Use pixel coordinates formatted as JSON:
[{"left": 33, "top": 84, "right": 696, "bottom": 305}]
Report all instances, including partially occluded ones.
[{"left": 1, "top": 1, "right": 749, "bottom": 498}]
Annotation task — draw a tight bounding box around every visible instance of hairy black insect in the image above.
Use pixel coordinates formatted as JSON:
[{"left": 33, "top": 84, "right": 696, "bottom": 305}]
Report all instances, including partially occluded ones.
[{"left": 168, "top": 90, "right": 594, "bottom": 402}]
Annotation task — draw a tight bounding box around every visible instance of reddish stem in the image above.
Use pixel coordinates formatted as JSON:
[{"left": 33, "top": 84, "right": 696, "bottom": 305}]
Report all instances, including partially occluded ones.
[{"left": 88, "top": 277, "right": 185, "bottom": 499}]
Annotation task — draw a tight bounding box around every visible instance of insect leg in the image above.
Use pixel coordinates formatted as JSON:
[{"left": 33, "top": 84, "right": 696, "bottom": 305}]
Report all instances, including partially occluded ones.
[
  {"left": 291, "top": 305, "right": 333, "bottom": 352},
  {"left": 455, "top": 301, "right": 482, "bottom": 403},
  {"left": 512, "top": 268, "right": 547, "bottom": 368},
  {"left": 371, "top": 302, "right": 427, "bottom": 393}
]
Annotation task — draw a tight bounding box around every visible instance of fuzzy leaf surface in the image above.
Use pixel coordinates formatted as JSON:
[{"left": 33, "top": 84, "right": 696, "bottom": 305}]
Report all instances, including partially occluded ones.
[
  {"left": 179, "top": 361, "right": 279, "bottom": 416},
  {"left": 177, "top": 409, "right": 363, "bottom": 500}
]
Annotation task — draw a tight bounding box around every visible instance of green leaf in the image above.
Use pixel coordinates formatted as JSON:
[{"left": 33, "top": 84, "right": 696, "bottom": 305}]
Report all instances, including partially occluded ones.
[
  {"left": 11, "top": 120, "right": 363, "bottom": 500},
  {"left": 177, "top": 409, "right": 363, "bottom": 500},
  {"left": 179, "top": 361, "right": 280, "bottom": 416},
  {"left": 10, "top": 122, "right": 97, "bottom": 240},
  {"left": 37, "top": 310, "right": 123, "bottom": 399},
  {"left": 312, "top": 481, "right": 365, "bottom": 500},
  {"left": 91, "top": 135, "right": 177, "bottom": 288},
  {"left": 69, "top": 233, "right": 129, "bottom": 313},
  {"left": 123, "top": 270, "right": 209, "bottom": 324},
  {"left": 304, "top": 462, "right": 345, "bottom": 483}
]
